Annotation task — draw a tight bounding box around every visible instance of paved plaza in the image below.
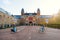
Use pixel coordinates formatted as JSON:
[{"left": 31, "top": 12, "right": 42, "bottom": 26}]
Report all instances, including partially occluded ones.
[{"left": 0, "top": 26, "right": 60, "bottom": 40}]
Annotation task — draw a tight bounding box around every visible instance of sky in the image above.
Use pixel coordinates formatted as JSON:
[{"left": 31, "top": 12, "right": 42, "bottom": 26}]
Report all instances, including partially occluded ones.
[{"left": 0, "top": 0, "right": 60, "bottom": 15}]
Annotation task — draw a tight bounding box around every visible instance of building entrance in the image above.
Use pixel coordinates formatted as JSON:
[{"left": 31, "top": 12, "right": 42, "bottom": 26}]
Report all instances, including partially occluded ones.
[{"left": 29, "top": 21, "right": 32, "bottom": 24}]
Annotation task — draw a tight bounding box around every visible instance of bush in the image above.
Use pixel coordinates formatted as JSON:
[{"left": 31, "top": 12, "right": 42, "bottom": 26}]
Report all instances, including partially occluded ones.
[{"left": 47, "top": 24, "right": 60, "bottom": 29}]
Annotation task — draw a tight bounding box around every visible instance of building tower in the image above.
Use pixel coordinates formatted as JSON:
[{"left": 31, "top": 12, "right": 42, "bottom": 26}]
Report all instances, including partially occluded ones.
[
  {"left": 21, "top": 8, "right": 24, "bottom": 15},
  {"left": 37, "top": 8, "right": 40, "bottom": 16},
  {"left": 37, "top": 8, "right": 40, "bottom": 24}
]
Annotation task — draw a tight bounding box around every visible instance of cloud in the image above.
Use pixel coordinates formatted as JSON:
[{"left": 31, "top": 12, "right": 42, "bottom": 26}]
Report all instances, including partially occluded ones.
[{"left": 2, "top": 0, "right": 12, "bottom": 5}]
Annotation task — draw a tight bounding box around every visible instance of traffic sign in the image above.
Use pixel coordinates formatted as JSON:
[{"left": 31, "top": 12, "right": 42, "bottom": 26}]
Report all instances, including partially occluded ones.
[{"left": 45, "top": 19, "right": 48, "bottom": 23}]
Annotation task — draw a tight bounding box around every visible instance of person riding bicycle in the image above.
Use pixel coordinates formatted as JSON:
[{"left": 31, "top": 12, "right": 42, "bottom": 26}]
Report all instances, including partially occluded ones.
[{"left": 40, "top": 24, "right": 45, "bottom": 32}]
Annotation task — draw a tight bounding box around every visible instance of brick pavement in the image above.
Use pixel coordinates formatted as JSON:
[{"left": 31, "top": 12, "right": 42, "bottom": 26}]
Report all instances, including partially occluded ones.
[{"left": 0, "top": 26, "right": 60, "bottom": 40}]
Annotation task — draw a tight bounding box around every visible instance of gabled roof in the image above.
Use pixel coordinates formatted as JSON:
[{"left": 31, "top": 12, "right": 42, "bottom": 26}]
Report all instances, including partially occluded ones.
[
  {"left": 13, "top": 15, "right": 21, "bottom": 19},
  {"left": 24, "top": 13, "right": 37, "bottom": 15},
  {"left": 13, "top": 15, "right": 52, "bottom": 19},
  {"left": 40, "top": 15, "right": 52, "bottom": 18},
  {"left": 0, "top": 8, "right": 11, "bottom": 16}
]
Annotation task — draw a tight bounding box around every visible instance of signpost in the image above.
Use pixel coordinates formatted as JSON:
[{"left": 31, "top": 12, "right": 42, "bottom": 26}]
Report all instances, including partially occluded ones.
[{"left": 45, "top": 19, "right": 48, "bottom": 27}]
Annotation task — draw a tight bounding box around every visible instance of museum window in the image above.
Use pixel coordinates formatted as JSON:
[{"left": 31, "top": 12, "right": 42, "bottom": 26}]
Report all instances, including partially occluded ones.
[
  {"left": 3, "top": 15, "right": 5, "bottom": 17},
  {"left": 0, "top": 15, "right": 2, "bottom": 19}
]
